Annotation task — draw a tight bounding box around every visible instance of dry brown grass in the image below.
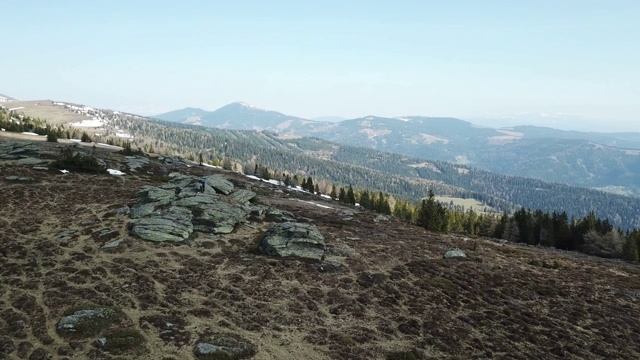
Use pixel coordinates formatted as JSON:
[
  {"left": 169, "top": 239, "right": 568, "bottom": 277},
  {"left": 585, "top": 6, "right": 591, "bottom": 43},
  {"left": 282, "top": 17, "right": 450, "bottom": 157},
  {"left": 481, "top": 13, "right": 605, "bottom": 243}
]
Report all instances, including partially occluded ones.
[{"left": 1, "top": 137, "right": 640, "bottom": 359}]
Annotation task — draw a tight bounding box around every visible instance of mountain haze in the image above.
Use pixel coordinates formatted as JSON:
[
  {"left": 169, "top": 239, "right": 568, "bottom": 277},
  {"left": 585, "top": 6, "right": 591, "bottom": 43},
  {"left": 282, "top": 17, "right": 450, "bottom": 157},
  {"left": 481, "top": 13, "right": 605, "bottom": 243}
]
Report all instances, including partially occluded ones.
[
  {"left": 155, "top": 102, "right": 330, "bottom": 133},
  {"left": 157, "top": 103, "right": 640, "bottom": 196}
]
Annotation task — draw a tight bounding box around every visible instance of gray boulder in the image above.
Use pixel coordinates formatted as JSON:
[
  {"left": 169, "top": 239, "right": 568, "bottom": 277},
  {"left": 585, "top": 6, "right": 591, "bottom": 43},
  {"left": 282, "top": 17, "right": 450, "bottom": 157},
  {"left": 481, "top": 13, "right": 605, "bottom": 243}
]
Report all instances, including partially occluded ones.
[
  {"left": 129, "top": 206, "right": 193, "bottom": 242},
  {"left": 17, "top": 157, "right": 47, "bottom": 165},
  {"left": 192, "top": 201, "right": 250, "bottom": 234},
  {"left": 56, "top": 308, "right": 120, "bottom": 335},
  {"left": 0, "top": 142, "right": 40, "bottom": 159},
  {"left": 124, "top": 156, "right": 149, "bottom": 172},
  {"left": 173, "top": 193, "right": 220, "bottom": 208},
  {"left": 259, "top": 222, "right": 326, "bottom": 261},
  {"left": 264, "top": 208, "right": 295, "bottom": 222},
  {"left": 161, "top": 173, "right": 195, "bottom": 191},
  {"left": 137, "top": 186, "right": 176, "bottom": 203},
  {"left": 194, "top": 334, "right": 256, "bottom": 359},
  {"left": 204, "top": 174, "right": 234, "bottom": 195},
  {"left": 130, "top": 200, "right": 169, "bottom": 219},
  {"left": 101, "top": 239, "right": 124, "bottom": 250},
  {"left": 443, "top": 248, "right": 467, "bottom": 259},
  {"left": 4, "top": 176, "right": 34, "bottom": 182},
  {"left": 229, "top": 189, "right": 256, "bottom": 204}
]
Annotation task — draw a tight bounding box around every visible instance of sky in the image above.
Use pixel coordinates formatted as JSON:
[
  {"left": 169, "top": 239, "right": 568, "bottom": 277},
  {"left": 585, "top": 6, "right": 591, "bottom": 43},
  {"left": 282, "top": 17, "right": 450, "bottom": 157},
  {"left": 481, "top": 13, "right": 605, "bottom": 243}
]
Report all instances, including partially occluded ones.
[{"left": 2, "top": 0, "right": 639, "bottom": 132}]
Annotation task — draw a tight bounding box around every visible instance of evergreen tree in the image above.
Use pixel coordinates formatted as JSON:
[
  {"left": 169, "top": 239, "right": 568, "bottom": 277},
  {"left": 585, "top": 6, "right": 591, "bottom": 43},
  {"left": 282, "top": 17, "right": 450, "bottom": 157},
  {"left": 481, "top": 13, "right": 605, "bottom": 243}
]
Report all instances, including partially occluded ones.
[
  {"left": 338, "top": 187, "right": 346, "bottom": 202},
  {"left": 346, "top": 185, "right": 356, "bottom": 205},
  {"left": 330, "top": 184, "right": 337, "bottom": 199},
  {"left": 359, "top": 190, "right": 371, "bottom": 209},
  {"left": 621, "top": 234, "right": 639, "bottom": 262},
  {"left": 306, "top": 176, "right": 314, "bottom": 193},
  {"left": 80, "top": 131, "right": 92, "bottom": 143}
]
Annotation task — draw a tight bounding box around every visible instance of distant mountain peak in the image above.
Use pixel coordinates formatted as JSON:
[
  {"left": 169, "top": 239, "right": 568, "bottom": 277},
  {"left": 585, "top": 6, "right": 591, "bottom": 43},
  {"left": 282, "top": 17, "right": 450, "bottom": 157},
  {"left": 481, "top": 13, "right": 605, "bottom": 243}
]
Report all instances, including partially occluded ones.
[{"left": 229, "top": 101, "right": 263, "bottom": 111}]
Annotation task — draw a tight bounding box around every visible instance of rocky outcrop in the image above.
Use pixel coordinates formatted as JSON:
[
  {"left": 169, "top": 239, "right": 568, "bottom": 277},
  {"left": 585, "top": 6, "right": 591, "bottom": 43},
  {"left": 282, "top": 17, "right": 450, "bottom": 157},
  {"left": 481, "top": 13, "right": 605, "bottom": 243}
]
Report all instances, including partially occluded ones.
[
  {"left": 130, "top": 206, "right": 194, "bottom": 242},
  {"left": 124, "top": 156, "right": 149, "bottom": 172},
  {"left": 259, "top": 222, "right": 326, "bottom": 261},
  {"left": 204, "top": 174, "right": 235, "bottom": 195},
  {"left": 0, "top": 142, "right": 40, "bottom": 160},
  {"left": 128, "top": 173, "right": 253, "bottom": 242}
]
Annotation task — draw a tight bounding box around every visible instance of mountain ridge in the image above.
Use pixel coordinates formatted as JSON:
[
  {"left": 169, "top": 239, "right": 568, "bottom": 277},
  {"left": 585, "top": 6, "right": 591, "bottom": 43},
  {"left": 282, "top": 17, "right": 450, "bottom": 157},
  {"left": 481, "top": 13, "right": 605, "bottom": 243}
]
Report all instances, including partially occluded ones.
[{"left": 154, "top": 103, "right": 640, "bottom": 196}]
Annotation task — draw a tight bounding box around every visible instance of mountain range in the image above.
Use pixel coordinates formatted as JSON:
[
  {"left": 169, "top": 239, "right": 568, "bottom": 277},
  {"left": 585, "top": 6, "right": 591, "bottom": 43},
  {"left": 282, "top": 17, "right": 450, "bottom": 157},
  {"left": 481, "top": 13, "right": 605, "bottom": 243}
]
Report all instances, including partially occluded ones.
[{"left": 155, "top": 103, "right": 640, "bottom": 197}]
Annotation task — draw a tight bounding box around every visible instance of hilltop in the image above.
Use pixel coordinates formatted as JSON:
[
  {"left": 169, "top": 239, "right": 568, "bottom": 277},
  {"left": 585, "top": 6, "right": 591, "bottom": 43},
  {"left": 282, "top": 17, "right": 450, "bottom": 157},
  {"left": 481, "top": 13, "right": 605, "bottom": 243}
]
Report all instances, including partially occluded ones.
[{"left": 1, "top": 133, "right": 640, "bottom": 359}]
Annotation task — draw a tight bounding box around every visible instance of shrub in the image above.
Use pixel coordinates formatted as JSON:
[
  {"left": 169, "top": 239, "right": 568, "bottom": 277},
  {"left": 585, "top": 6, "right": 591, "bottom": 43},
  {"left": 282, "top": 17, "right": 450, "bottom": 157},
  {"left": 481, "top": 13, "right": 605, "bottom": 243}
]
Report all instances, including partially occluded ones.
[
  {"left": 52, "top": 146, "right": 107, "bottom": 174},
  {"left": 80, "top": 132, "right": 93, "bottom": 143},
  {"left": 100, "top": 328, "right": 146, "bottom": 354},
  {"left": 387, "top": 349, "right": 423, "bottom": 360},
  {"left": 47, "top": 133, "right": 58, "bottom": 142},
  {"left": 119, "top": 141, "right": 144, "bottom": 156}
]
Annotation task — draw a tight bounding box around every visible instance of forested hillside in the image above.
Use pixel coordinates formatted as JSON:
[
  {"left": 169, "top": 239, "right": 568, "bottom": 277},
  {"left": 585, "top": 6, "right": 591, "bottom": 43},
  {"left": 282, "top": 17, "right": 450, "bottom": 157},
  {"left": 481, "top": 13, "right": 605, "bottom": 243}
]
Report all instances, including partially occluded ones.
[
  {"left": 112, "top": 116, "right": 640, "bottom": 230},
  {"left": 3, "top": 106, "right": 639, "bottom": 230}
]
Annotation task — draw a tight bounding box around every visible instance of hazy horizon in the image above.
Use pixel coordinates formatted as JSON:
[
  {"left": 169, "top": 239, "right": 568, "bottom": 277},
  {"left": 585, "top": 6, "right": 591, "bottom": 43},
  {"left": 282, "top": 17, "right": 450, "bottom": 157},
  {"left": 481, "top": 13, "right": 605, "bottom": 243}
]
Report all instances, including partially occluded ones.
[{"left": 2, "top": 1, "right": 639, "bottom": 132}]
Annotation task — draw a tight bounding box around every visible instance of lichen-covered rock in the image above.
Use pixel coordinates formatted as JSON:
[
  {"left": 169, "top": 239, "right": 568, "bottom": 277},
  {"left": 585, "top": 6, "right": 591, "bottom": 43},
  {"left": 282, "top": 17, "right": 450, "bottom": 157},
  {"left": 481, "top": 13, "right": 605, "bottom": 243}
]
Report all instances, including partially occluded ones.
[
  {"left": 229, "top": 189, "right": 256, "bottom": 204},
  {"left": 94, "top": 329, "right": 146, "bottom": 354},
  {"left": 194, "top": 333, "right": 256, "bottom": 359},
  {"left": 129, "top": 206, "right": 193, "bottom": 242},
  {"left": 101, "top": 239, "right": 124, "bottom": 250},
  {"left": 264, "top": 208, "right": 295, "bottom": 222},
  {"left": 124, "top": 155, "right": 149, "bottom": 172},
  {"left": 130, "top": 201, "right": 160, "bottom": 219},
  {"left": 0, "top": 142, "right": 40, "bottom": 159},
  {"left": 192, "top": 201, "right": 249, "bottom": 234},
  {"left": 259, "top": 222, "right": 326, "bottom": 261},
  {"left": 443, "top": 248, "right": 467, "bottom": 259},
  {"left": 137, "top": 186, "right": 176, "bottom": 203},
  {"left": 16, "top": 157, "right": 47, "bottom": 165},
  {"left": 56, "top": 308, "right": 120, "bottom": 336},
  {"left": 204, "top": 174, "right": 234, "bottom": 195}
]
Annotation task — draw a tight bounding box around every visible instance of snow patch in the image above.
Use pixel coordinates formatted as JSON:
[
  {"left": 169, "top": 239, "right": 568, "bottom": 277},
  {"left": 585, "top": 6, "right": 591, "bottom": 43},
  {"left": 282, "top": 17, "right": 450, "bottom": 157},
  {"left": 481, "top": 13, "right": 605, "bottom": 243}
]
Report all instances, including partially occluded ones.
[
  {"left": 202, "top": 163, "right": 221, "bottom": 169},
  {"left": 21, "top": 132, "right": 39, "bottom": 136},
  {"left": 72, "top": 119, "right": 104, "bottom": 127},
  {"left": 107, "top": 169, "right": 126, "bottom": 176},
  {"left": 9, "top": 107, "right": 24, "bottom": 111},
  {"left": 296, "top": 199, "right": 332, "bottom": 209},
  {"left": 96, "top": 143, "right": 121, "bottom": 148},
  {"left": 115, "top": 132, "right": 133, "bottom": 138}
]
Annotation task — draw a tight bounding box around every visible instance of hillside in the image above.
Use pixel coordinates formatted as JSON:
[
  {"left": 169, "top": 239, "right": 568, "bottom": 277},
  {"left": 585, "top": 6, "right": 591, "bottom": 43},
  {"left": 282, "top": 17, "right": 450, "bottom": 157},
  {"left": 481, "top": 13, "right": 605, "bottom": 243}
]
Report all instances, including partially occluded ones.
[
  {"left": 156, "top": 104, "right": 640, "bottom": 196},
  {"left": 3, "top": 102, "right": 640, "bottom": 230},
  {"left": 1, "top": 135, "right": 639, "bottom": 359}
]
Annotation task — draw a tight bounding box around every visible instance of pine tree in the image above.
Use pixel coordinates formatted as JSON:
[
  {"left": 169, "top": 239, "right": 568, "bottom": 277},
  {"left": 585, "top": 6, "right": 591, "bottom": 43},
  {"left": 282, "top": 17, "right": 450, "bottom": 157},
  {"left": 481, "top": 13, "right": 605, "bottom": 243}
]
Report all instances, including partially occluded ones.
[
  {"left": 330, "top": 184, "right": 337, "bottom": 199},
  {"left": 338, "top": 187, "right": 346, "bottom": 202},
  {"left": 346, "top": 185, "right": 356, "bottom": 205},
  {"left": 621, "top": 235, "right": 639, "bottom": 262},
  {"left": 80, "top": 131, "right": 92, "bottom": 143},
  {"left": 359, "top": 190, "right": 371, "bottom": 209},
  {"left": 306, "top": 176, "right": 314, "bottom": 193}
]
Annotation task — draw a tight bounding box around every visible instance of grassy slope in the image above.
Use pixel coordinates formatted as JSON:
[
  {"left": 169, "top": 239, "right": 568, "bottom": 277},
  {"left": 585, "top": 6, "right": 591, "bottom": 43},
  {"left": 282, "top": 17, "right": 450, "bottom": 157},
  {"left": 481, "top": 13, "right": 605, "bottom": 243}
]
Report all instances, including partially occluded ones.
[
  {"left": 1, "top": 135, "right": 639, "bottom": 360},
  {"left": 1, "top": 100, "right": 86, "bottom": 125}
]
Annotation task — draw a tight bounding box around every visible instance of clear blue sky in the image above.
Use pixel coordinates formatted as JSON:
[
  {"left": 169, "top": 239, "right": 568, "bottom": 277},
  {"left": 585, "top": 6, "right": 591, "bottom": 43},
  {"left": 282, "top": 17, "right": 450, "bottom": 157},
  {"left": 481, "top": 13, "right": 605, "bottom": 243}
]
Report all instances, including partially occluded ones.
[{"left": 2, "top": 0, "right": 639, "bottom": 131}]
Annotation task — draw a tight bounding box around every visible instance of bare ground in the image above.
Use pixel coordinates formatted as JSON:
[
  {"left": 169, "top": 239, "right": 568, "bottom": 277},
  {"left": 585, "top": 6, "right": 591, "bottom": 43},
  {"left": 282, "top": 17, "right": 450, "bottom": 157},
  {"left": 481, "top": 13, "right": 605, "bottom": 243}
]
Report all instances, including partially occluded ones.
[{"left": 1, "top": 137, "right": 639, "bottom": 359}]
